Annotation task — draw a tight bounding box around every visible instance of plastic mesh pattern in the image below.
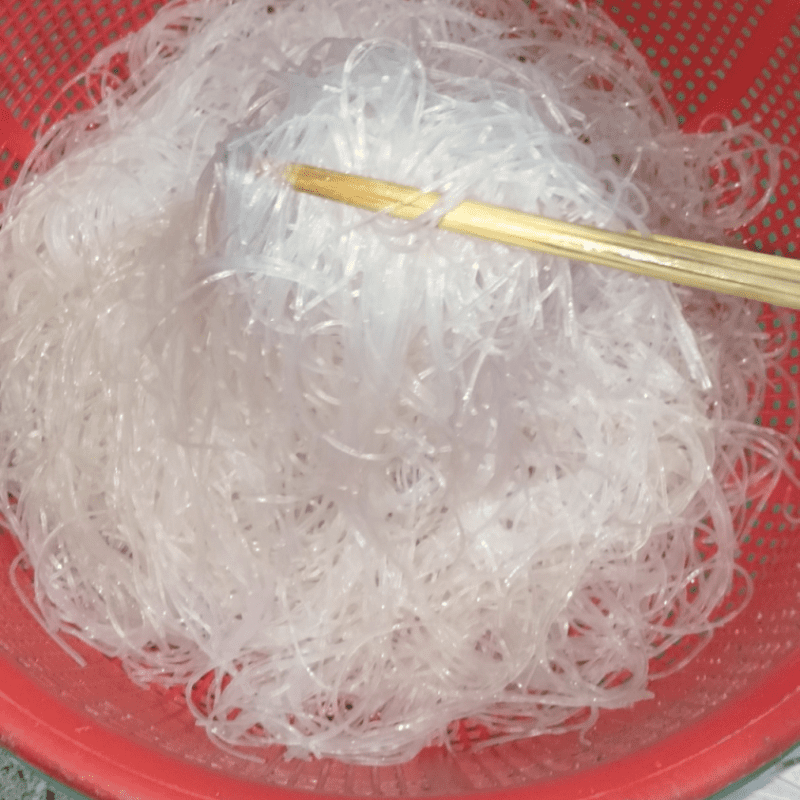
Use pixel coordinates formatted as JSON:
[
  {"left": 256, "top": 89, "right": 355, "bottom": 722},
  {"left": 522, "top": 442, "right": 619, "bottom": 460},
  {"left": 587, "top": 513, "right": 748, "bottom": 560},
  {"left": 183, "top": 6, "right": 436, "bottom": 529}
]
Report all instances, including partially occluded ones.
[
  {"left": 0, "top": 0, "right": 162, "bottom": 185},
  {"left": 598, "top": 0, "right": 800, "bottom": 254},
  {"left": 0, "top": 2, "right": 799, "bottom": 800}
]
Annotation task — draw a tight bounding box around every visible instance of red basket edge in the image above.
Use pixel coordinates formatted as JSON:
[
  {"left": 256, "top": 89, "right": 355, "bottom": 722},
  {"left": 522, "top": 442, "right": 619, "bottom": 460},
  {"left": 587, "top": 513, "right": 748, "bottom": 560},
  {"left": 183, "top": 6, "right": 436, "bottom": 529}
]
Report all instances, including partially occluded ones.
[{"left": 0, "top": 646, "right": 798, "bottom": 800}]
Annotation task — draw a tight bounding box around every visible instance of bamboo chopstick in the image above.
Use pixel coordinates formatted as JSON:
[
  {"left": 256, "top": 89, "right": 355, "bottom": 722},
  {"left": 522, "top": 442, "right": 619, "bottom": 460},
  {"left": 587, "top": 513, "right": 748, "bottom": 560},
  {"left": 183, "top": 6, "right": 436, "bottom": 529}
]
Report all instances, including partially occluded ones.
[{"left": 283, "top": 162, "right": 800, "bottom": 310}]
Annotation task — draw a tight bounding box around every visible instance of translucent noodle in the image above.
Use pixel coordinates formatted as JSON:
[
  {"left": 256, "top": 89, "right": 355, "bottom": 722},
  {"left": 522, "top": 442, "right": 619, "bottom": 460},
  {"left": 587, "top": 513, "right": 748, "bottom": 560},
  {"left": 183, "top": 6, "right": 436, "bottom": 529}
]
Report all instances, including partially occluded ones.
[{"left": 0, "top": 0, "right": 791, "bottom": 766}]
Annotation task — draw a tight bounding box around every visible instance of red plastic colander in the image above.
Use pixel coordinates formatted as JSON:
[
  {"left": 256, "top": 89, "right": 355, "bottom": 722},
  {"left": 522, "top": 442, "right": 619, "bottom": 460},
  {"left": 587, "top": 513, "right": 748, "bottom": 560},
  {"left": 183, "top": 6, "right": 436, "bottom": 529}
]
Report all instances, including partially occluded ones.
[{"left": 0, "top": 1, "right": 799, "bottom": 799}]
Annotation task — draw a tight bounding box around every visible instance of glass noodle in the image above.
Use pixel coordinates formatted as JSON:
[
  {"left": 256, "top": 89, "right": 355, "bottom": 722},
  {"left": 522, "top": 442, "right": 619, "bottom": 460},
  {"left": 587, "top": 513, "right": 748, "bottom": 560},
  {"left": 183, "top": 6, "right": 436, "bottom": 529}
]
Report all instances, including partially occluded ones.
[{"left": 0, "top": 0, "right": 793, "bottom": 765}]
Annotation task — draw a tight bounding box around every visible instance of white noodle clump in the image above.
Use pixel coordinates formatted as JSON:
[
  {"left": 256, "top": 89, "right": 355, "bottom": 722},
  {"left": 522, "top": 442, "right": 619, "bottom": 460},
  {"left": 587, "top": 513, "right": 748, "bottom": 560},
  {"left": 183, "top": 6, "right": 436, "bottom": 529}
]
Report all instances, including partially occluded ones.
[{"left": 0, "top": 0, "right": 787, "bottom": 765}]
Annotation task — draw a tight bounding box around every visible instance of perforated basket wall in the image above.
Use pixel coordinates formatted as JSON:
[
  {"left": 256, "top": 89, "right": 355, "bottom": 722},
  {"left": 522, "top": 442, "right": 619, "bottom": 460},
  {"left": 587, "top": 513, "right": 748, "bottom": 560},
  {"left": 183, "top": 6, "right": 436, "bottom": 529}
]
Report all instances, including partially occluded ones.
[{"left": 0, "top": 2, "right": 799, "bottom": 800}]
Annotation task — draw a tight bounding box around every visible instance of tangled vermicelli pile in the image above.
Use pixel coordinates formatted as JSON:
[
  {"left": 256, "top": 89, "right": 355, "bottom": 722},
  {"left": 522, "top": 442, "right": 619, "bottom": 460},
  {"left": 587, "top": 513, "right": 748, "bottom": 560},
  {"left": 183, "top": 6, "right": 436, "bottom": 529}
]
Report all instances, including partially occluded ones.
[{"left": 0, "top": 0, "right": 791, "bottom": 764}]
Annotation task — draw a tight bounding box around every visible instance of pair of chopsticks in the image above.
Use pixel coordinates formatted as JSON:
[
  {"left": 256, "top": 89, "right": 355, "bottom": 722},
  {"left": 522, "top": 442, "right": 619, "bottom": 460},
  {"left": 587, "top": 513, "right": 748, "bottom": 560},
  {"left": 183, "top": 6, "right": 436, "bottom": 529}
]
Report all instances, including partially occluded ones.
[{"left": 283, "top": 163, "right": 800, "bottom": 310}]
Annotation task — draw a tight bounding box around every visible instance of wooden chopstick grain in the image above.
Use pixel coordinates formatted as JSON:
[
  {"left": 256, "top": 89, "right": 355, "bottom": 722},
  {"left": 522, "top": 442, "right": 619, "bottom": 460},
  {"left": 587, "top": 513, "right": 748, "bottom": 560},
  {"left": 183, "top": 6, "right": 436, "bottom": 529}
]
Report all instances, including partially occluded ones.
[{"left": 284, "top": 163, "right": 800, "bottom": 310}]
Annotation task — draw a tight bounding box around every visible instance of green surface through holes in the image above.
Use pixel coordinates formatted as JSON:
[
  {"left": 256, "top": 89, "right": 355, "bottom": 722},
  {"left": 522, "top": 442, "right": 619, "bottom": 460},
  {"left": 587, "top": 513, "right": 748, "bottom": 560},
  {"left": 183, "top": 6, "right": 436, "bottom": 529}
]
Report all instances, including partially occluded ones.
[
  {"left": 1, "top": 741, "right": 800, "bottom": 800},
  {"left": 0, "top": 748, "right": 87, "bottom": 800},
  {"left": 705, "top": 741, "right": 800, "bottom": 800}
]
